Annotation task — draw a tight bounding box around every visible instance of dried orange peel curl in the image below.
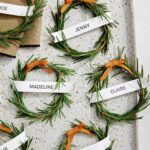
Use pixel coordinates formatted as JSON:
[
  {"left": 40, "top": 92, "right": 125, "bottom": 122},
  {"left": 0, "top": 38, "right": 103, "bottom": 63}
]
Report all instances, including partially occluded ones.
[
  {"left": 24, "top": 59, "right": 53, "bottom": 75},
  {"left": 100, "top": 59, "right": 133, "bottom": 81},
  {"left": 0, "top": 124, "right": 12, "bottom": 134},
  {"left": 61, "top": 0, "right": 96, "bottom": 14},
  {"left": 66, "top": 123, "right": 94, "bottom": 150}
]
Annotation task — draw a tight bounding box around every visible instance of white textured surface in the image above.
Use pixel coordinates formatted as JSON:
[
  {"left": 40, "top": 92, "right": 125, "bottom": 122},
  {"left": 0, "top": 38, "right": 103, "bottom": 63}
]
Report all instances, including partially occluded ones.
[
  {"left": 133, "top": 0, "right": 150, "bottom": 150},
  {"left": 0, "top": 0, "right": 137, "bottom": 149}
]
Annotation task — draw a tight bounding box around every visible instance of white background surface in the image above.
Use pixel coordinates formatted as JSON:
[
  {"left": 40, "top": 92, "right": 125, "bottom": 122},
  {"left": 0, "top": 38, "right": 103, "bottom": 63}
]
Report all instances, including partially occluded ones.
[
  {"left": 133, "top": 0, "right": 150, "bottom": 150},
  {"left": 0, "top": 0, "right": 145, "bottom": 149}
]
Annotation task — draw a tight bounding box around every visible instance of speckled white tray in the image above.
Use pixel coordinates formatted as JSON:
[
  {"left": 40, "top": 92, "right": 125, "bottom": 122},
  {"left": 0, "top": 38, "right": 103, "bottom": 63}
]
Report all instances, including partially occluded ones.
[{"left": 0, "top": 0, "right": 138, "bottom": 150}]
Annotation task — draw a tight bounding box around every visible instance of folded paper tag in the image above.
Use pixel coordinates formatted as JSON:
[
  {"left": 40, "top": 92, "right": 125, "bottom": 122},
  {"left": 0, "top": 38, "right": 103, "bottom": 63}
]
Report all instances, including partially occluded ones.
[
  {"left": 0, "top": 131, "right": 28, "bottom": 150},
  {"left": 14, "top": 81, "right": 73, "bottom": 93},
  {"left": 88, "top": 78, "right": 150, "bottom": 103},
  {"left": 0, "top": 2, "right": 34, "bottom": 16},
  {"left": 80, "top": 136, "right": 111, "bottom": 150},
  {"left": 51, "top": 12, "right": 113, "bottom": 43}
]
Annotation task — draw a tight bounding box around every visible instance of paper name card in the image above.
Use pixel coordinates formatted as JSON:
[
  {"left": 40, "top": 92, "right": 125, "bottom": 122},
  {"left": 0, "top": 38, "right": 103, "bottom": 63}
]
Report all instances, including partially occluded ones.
[
  {"left": 80, "top": 136, "right": 111, "bottom": 150},
  {"left": 89, "top": 78, "right": 149, "bottom": 103},
  {"left": 0, "top": 2, "right": 34, "bottom": 16},
  {"left": 14, "top": 81, "right": 73, "bottom": 93},
  {"left": 52, "top": 12, "right": 113, "bottom": 43},
  {"left": 0, "top": 131, "right": 28, "bottom": 150}
]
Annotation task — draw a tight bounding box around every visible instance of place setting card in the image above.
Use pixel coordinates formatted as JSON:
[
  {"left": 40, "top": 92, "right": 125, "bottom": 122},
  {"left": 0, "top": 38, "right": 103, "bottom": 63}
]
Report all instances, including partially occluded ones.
[{"left": 88, "top": 78, "right": 150, "bottom": 103}]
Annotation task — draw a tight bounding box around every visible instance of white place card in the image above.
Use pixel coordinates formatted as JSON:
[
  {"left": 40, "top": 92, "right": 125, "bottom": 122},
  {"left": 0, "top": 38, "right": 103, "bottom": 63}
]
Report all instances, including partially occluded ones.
[
  {"left": 0, "top": 2, "right": 34, "bottom": 16},
  {"left": 14, "top": 81, "right": 73, "bottom": 93},
  {"left": 80, "top": 136, "right": 111, "bottom": 150},
  {"left": 51, "top": 12, "right": 113, "bottom": 43},
  {"left": 0, "top": 131, "right": 28, "bottom": 150},
  {"left": 89, "top": 78, "right": 149, "bottom": 103}
]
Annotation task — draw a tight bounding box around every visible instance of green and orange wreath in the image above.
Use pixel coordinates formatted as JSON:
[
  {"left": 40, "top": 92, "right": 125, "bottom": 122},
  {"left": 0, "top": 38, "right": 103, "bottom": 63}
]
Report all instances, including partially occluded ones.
[
  {"left": 58, "top": 120, "right": 114, "bottom": 150},
  {"left": 0, "top": 121, "right": 32, "bottom": 150},
  {"left": 87, "top": 50, "right": 150, "bottom": 124},
  {"left": 9, "top": 56, "right": 75, "bottom": 124},
  {"left": 48, "top": 0, "right": 116, "bottom": 61}
]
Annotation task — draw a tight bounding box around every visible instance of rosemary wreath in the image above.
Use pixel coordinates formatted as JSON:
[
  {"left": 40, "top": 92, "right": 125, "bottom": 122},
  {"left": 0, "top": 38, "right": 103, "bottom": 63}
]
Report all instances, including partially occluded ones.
[
  {"left": 58, "top": 120, "right": 114, "bottom": 150},
  {"left": 86, "top": 50, "right": 150, "bottom": 124},
  {"left": 9, "top": 56, "right": 75, "bottom": 124},
  {"left": 48, "top": 0, "right": 116, "bottom": 61},
  {"left": 0, "top": 0, "right": 45, "bottom": 48},
  {"left": 0, "top": 120, "right": 33, "bottom": 150}
]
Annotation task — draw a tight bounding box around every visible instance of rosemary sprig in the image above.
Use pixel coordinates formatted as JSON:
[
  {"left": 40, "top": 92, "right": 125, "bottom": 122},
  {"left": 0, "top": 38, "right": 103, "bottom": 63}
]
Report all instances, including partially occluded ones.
[
  {"left": 48, "top": 63, "right": 75, "bottom": 88},
  {"left": 86, "top": 50, "right": 150, "bottom": 124},
  {"left": 48, "top": 1, "right": 116, "bottom": 61},
  {"left": 58, "top": 120, "right": 114, "bottom": 150},
  {"left": 0, "top": 0, "right": 45, "bottom": 48},
  {"left": 0, "top": 120, "right": 33, "bottom": 150},
  {"left": 9, "top": 57, "right": 75, "bottom": 125}
]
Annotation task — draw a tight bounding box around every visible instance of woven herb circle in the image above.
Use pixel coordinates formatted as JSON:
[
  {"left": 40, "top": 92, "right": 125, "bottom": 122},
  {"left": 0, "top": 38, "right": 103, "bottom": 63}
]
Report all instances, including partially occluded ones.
[
  {"left": 0, "top": 121, "right": 32, "bottom": 149},
  {"left": 0, "top": 0, "right": 45, "bottom": 48},
  {"left": 58, "top": 121, "right": 114, "bottom": 150},
  {"left": 87, "top": 51, "right": 150, "bottom": 124},
  {"left": 49, "top": 0, "right": 115, "bottom": 61},
  {"left": 9, "top": 56, "right": 75, "bottom": 124}
]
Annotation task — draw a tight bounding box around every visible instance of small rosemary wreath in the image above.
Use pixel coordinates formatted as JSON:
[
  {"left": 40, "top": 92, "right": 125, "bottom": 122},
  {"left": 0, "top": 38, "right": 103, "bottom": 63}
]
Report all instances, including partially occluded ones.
[
  {"left": 9, "top": 56, "right": 75, "bottom": 124},
  {"left": 86, "top": 50, "right": 150, "bottom": 124},
  {"left": 58, "top": 120, "right": 114, "bottom": 150},
  {"left": 48, "top": 0, "right": 116, "bottom": 61},
  {"left": 0, "top": 0, "right": 45, "bottom": 48},
  {"left": 0, "top": 120, "right": 32, "bottom": 150}
]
